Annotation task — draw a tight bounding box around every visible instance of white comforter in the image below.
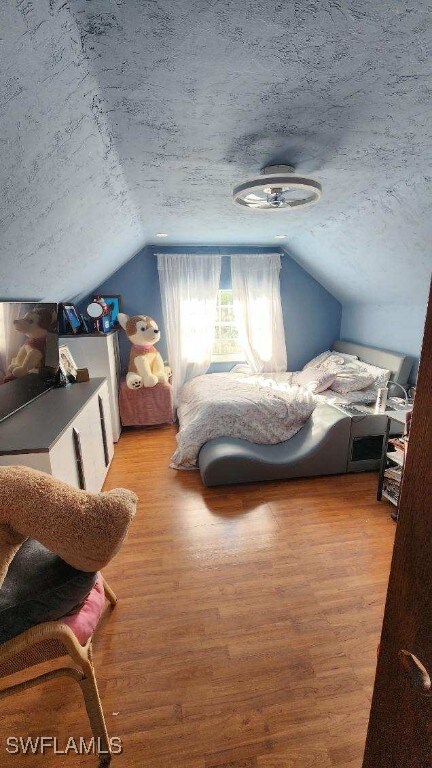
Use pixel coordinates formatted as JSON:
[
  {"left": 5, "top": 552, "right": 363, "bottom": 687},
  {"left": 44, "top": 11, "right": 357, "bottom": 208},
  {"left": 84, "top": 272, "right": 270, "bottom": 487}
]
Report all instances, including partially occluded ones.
[{"left": 171, "top": 371, "right": 316, "bottom": 469}]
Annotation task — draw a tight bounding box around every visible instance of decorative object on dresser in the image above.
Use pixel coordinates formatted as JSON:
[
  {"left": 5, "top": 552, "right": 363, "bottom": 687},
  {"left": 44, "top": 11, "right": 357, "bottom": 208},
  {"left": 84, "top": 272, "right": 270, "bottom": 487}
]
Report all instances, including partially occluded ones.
[
  {"left": 76, "top": 367, "right": 90, "bottom": 383},
  {"left": 377, "top": 409, "right": 412, "bottom": 520},
  {"left": 0, "top": 379, "right": 114, "bottom": 492},
  {"left": 86, "top": 298, "right": 109, "bottom": 334},
  {"left": 58, "top": 344, "right": 78, "bottom": 382},
  {"left": 86, "top": 295, "right": 121, "bottom": 334},
  {"left": 58, "top": 332, "right": 121, "bottom": 441},
  {"left": 119, "top": 377, "right": 173, "bottom": 427},
  {"left": 97, "top": 295, "right": 121, "bottom": 330}
]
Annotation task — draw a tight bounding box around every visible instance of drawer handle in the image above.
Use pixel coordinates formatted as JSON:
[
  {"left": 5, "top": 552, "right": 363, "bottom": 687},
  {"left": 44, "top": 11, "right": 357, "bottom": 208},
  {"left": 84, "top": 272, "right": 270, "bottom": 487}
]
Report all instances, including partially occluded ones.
[
  {"left": 98, "top": 395, "right": 109, "bottom": 467},
  {"left": 72, "top": 427, "right": 86, "bottom": 490},
  {"left": 399, "top": 650, "right": 432, "bottom": 697}
]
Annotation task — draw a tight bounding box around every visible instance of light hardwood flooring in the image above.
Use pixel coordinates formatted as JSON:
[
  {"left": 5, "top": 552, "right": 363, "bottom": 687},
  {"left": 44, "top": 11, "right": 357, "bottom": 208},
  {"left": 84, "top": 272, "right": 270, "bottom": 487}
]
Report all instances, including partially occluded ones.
[{"left": 1, "top": 426, "right": 395, "bottom": 767}]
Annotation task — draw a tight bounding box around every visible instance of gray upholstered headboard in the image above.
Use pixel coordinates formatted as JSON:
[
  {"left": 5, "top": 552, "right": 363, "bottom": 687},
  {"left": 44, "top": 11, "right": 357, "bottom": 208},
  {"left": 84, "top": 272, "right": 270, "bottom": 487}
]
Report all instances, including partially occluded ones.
[{"left": 332, "top": 340, "right": 413, "bottom": 388}]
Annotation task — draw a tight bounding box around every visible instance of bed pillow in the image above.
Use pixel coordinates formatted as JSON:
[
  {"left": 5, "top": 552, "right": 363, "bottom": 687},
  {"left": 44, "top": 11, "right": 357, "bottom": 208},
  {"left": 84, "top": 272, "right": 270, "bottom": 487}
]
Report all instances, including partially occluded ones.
[
  {"left": 360, "top": 362, "right": 391, "bottom": 388},
  {"left": 303, "top": 351, "right": 359, "bottom": 372},
  {"left": 329, "top": 352, "right": 359, "bottom": 363},
  {"left": 230, "top": 364, "right": 253, "bottom": 374},
  {"left": 303, "top": 351, "right": 333, "bottom": 369},
  {"left": 294, "top": 368, "right": 337, "bottom": 393},
  {"left": 340, "top": 360, "right": 391, "bottom": 389},
  {"left": 331, "top": 373, "right": 375, "bottom": 394}
]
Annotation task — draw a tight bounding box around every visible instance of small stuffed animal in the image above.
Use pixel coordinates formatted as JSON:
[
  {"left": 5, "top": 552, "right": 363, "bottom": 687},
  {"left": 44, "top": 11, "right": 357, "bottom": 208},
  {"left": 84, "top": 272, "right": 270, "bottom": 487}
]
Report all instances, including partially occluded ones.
[
  {"left": 7, "top": 306, "right": 56, "bottom": 379},
  {"left": 118, "top": 313, "right": 169, "bottom": 389}
]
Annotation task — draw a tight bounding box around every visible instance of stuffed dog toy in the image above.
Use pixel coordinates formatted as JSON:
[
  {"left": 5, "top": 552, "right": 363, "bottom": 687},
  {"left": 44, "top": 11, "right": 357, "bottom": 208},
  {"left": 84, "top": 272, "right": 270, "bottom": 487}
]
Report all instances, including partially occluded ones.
[
  {"left": 118, "top": 312, "right": 170, "bottom": 389},
  {"left": 7, "top": 306, "right": 56, "bottom": 379},
  {"left": 0, "top": 466, "right": 138, "bottom": 589}
]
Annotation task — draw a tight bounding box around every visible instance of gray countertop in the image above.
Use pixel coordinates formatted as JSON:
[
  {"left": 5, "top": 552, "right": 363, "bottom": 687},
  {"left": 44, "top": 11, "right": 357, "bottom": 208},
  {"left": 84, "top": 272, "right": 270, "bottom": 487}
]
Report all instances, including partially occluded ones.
[{"left": 0, "top": 378, "right": 106, "bottom": 455}]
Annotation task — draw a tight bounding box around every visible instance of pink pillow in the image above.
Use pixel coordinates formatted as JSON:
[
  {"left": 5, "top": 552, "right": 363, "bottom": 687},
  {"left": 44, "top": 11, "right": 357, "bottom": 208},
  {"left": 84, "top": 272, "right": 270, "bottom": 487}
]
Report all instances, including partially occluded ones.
[
  {"left": 61, "top": 573, "right": 105, "bottom": 645},
  {"left": 294, "top": 368, "right": 336, "bottom": 393}
]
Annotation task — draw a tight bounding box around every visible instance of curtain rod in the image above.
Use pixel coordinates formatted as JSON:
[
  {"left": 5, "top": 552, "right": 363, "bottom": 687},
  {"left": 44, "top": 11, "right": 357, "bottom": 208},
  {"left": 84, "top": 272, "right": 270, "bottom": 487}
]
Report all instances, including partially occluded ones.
[{"left": 152, "top": 248, "right": 283, "bottom": 255}]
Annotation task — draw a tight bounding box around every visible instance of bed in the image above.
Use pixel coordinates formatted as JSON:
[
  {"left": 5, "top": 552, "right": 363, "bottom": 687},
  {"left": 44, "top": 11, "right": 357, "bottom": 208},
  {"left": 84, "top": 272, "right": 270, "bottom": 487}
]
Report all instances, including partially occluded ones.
[
  {"left": 171, "top": 370, "right": 317, "bottom": 470},
  {"left": 199, "top": 341, "right": 412, "bottom": 486}
]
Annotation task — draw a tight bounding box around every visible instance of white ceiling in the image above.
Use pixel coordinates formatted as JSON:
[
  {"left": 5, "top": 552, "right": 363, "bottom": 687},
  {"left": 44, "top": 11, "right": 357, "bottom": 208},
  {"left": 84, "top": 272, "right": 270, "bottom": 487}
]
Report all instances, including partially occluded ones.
[{"left": 0, "top": 0, "right": 431, "bottom": 304}]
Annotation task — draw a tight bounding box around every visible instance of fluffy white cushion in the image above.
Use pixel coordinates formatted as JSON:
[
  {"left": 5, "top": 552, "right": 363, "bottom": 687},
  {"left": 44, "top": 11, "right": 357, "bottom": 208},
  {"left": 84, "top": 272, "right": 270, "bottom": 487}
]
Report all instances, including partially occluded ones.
[
  {"left": 303, "top": 349, "right": 333, "bottom": 371},
  {"left": 341, "top": 360, "right": 391, "bottom": 388},
  {"left": 330, "top": 358, "right": 391, "bottom": 394},
  {"left": 331, "top": 373, "right": 375, "bottom": 394},
  {"left": 303, "top": 351, "right": 333, "bottom": 369},
  {"left": 294, "top": 368, "right": 337, "bottom": 393},
  {"left": 302, "top": 352, "right": 390, "bottom": 394},
  {"left": 333, "top": 352, "right": 360, "bottom": 363},
  {"left": 303, "top": 351, "right": 359, "bottom": 372},
  {"left": 363, "top": 362, "right": 391, "bottom": 388}
]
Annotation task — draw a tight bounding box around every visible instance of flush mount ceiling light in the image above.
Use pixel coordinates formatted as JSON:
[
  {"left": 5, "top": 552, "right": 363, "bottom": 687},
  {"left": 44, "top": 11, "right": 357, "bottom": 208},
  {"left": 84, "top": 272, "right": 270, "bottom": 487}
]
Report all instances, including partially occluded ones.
[
  {"left": 156, "top": 232, "right": 169, "bottom": 237},
  {"left": 274, "top": 234, "right": 287, "bottom": 239},
  {"left": 233, "top": 165, "right": 322, "bottom": 211}
]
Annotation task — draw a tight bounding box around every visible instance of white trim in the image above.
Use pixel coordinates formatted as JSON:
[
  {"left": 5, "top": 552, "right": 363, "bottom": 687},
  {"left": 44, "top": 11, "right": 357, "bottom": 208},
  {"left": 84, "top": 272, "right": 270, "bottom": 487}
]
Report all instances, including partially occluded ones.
[
  {"left": 211, "top": 353, "right": 243, "bottom": 363},
  {"left": 212, "top": 288, "right": 243, "bottom": 362}
]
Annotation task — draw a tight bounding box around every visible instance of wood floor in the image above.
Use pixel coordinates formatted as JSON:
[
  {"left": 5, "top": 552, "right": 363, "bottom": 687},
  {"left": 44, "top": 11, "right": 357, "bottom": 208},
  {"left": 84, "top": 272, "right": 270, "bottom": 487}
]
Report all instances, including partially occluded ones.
[{"left": 1, "top": 427, "right": 395, "bottom": 767}]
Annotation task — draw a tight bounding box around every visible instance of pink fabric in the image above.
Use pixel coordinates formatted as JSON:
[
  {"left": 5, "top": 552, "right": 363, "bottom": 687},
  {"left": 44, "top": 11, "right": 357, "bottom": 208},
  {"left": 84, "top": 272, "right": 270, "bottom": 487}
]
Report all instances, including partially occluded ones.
[
  {"left": 119, "top": 378, "right": 174, "bottom": 426},
  {"left": 62, "top": 573, "right": 105, "bottom": 645},
  {"left": 132, "top": 344, "right": 156, "bottom": 353}
]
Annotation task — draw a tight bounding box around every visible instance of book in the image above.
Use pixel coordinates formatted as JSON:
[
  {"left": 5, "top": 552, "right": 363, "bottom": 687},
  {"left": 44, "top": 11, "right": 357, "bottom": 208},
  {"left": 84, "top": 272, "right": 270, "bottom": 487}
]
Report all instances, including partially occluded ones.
[{"left": 384, "top": 467, "right": 402, "bottom": 483}]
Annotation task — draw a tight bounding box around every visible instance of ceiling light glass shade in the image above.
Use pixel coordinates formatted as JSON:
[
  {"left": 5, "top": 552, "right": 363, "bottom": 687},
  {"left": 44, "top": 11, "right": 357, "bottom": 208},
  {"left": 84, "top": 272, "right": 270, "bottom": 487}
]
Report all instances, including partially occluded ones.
[{"left": 233, "top": 166, "right": 321, "bottom": 211}]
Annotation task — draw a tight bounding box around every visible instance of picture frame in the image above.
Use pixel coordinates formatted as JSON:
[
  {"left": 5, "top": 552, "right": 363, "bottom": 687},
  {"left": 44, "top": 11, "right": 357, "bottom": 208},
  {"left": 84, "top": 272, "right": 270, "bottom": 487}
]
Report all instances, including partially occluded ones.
[
  {"left": 62, "top": 303, "right": 82, "bottom": 335},
  {"left": 58, "top": 344, "right": 78, "bottom": 382},
  {"left": 93, "top": 295, "right": 122, "bottom": 330}
]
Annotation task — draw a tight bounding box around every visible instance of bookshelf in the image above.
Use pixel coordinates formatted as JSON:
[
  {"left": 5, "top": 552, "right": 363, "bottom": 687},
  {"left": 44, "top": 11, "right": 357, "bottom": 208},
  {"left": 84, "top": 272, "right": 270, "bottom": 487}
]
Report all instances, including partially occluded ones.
[{"left": 377, "top": 410, "right": 411, "bottom": 520}]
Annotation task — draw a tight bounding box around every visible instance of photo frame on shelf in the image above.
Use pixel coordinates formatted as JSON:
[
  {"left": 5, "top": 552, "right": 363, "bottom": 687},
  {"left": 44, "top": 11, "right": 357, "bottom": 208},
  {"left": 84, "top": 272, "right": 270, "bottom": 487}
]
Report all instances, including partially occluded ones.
[
  {"left": 61, "top": 303, "right": 82, "bottom": 335},
  {"left": 58, "top": 344, "right": 78, "bottom": 382}
]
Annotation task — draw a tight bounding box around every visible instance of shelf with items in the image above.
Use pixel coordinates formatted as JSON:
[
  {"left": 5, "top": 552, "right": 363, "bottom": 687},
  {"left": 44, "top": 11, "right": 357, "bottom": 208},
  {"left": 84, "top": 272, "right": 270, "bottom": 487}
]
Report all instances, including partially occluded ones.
[
  {"left": 377, "top": 414, "right": 411, "bottom": 520},
  {"left": 386, "top": 449, "right": 404, "bottom": 467},
  {"left": 382, "top": 487, "right": 399, "bottom": 507}
]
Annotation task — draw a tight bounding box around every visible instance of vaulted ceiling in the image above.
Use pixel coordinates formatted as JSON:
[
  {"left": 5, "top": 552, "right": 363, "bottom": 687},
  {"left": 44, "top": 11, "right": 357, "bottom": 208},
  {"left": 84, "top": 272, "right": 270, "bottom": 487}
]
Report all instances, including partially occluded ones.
[{"left": 0, "top": 0, "right": 431, "bottom": 304}]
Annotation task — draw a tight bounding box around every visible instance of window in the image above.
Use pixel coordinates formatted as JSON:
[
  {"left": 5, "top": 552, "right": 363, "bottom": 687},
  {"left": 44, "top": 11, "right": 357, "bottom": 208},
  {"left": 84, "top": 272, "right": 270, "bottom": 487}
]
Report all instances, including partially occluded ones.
[{"left": 212, "top": 289, "right": 243, "bottom": 362}]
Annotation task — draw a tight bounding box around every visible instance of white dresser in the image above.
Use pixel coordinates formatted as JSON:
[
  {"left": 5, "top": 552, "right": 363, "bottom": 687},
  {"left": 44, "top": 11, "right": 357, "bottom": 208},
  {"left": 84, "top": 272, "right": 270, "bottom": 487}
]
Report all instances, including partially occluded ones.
[
  {"left": 0, "top": 379, "right": 114, "bottom": 493},
  {"left": 59, "top": 332, "right": 121, "bottom": 441}
]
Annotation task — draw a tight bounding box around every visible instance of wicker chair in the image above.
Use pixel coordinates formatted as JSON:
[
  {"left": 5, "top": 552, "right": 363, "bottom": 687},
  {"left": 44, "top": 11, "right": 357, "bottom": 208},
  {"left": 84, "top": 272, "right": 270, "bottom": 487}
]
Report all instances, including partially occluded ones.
[{"left": 0, "top": 577, "right": 117, "bottom": 767}]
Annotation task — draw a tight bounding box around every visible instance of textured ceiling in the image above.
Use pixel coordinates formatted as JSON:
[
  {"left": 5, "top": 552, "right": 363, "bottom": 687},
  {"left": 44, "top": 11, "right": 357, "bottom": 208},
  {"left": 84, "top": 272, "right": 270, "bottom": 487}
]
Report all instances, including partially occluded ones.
[
  {"left": 0, "top": 0, "right": 431, "bottom": 304},
  {"left": 0, "top": 1, "right": 144, "bottom": 301}
]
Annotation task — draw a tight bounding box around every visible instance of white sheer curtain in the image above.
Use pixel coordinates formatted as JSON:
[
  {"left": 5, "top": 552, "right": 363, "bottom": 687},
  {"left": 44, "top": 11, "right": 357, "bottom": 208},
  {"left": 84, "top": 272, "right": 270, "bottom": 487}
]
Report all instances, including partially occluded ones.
[
  {"left": 0, "top": 303, "right": 22, "bottom": 378},
  {"left": 157, "top": 253, "right": 222, "bottom": 406},
  {"left": 231, "top": 253, "right": 287, "bottom": 373}
]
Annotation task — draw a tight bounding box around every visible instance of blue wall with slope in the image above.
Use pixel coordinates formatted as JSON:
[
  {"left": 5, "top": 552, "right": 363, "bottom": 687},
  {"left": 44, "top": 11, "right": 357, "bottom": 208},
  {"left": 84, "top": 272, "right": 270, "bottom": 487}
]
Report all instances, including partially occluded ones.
[
  {"left": 85, "top": 245, "right": 342, "bottom": 375},
  {"left": 341, "top": 303, "right": 426, "bottom": 383}
]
